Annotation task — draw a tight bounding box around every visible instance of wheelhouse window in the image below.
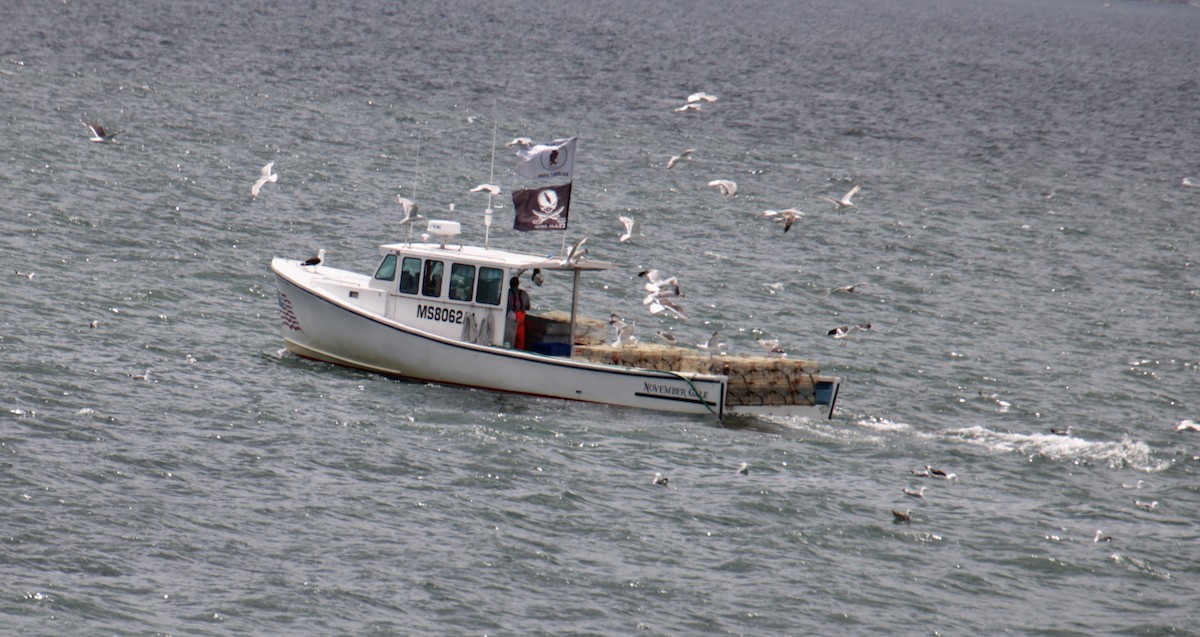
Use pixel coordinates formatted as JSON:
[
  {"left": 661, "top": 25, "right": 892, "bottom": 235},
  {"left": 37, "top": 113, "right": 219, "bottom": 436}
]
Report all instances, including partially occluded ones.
[
  {"left": 422, "top": 259, "right": 444, "bottom": 297},
  {"left": 399, "top": 257, "right": 421, "bottom": 294},
  {"left": 476, "top": 267, "right": 504, "bottom": 305},
  {"left": 373, "top": 254, "right": 397, "bottom": 281},
  {"left": 449, "top": 263, "right": 476, "bottom": 302}
]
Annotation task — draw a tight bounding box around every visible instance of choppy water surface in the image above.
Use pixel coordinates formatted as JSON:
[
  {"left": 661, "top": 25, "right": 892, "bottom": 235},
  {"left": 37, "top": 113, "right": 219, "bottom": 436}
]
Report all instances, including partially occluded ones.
[{"left": 2, "top": 0, "right": 1199, "bottom": 634}]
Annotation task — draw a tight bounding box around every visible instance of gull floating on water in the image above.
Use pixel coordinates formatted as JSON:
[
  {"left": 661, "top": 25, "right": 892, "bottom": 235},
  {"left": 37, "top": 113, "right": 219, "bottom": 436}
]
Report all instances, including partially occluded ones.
[
  {"left": 302, "top": 249, "right": 325, "bottom": 267},
  {"left": 708, "top": 179, "right": 737, "bottom": 197},
  {"left": 617, "top": 215, "right": 643, "bottom": 243},
  {"left": 1093, "top": 530, "right": 1113, "bottom": 543},
  {"left": 910, "top": 468, "right": 931, "bottom": 477},
  {"left": 736, "top": 462, "right": 749, "bottom": 475},
  {"left": 666, "top": 148, "right": 696, "bottom": 169},
  {"left": 817, "top": 184, "right": 862, "bottom": 211},
  {"left": 13, "top": 270, "right": 34, "bottom": 279},
  {"left": 674, "top": 103, "right": 702, "bottom": 113},
  {"left": 82, "top": 119, "right": 122, "bottom": 143},
  {"left": 89, "top": 319, "right": 100, "bottom": 329},
  {"left": 903, "top": 486, "right": 926, "bottom": 499},
  {"left": 892, "top": 509, "right": 913, "bottom": 523},
  {"left": 761, "top": 208, "right": 805, "bottom": 232},
  {"left": 470, "top": 183, "right": 500, "bottom": 196},
  {"left": 653, "top": 472, "right": 669, "bottom": 485},
  {"left": 687, "top": 92, "right": 718, "bottom": 103},
  {"left": 1050, "top": 426, "right": 1072, "bottom": 436},
  {"left": 1182, "top": 177, "right": 1199, "bottom": 188},
  {"left": 1134, "top": 499, "right": 1158, "bottom": 511},
  {"left": 128, "top": 369, "right": 151, "bottom": 382},
  {"left": 251, "top": 161, "right": 277, "bottom": 199}
]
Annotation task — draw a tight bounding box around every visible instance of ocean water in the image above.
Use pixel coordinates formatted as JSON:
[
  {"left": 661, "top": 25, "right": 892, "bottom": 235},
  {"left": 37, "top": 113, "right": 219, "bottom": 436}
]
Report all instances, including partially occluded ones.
[{"left": 2, "top": 0, "right": 1199, "bottom": 634}]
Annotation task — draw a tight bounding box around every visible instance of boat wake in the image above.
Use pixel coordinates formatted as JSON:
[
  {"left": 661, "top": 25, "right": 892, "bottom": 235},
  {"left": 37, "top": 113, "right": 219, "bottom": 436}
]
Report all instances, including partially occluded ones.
[{"left": 938, "top": 426, "right": 1169, "bottom": 472}]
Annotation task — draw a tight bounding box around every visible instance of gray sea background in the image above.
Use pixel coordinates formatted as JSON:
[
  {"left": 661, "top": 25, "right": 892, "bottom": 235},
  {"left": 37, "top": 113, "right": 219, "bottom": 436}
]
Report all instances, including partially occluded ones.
[{"left": 2, "top": 0, "right": 1199, "bottom": 634}]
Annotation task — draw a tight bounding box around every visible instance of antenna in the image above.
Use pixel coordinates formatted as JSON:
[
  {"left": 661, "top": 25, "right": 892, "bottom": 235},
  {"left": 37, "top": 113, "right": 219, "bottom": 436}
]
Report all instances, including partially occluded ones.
[{"left": 484, "top": 120, "right": 497, "bottom": 249}]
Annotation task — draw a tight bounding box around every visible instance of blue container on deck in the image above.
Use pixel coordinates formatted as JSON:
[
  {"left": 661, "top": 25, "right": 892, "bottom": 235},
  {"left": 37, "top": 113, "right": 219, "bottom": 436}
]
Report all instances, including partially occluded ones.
[{"left": 529, "top": 342, "right": 572, "bottom": 357}]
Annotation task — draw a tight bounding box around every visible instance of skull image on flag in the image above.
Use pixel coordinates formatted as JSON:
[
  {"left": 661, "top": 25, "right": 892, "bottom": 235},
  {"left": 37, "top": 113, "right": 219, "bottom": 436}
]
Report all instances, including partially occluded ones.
[
  {"left": 512, "top": 183, "right": 572, "bottom": 231},
  {"left": 516, "top": 137, "right": 577, "bottom": 180}
]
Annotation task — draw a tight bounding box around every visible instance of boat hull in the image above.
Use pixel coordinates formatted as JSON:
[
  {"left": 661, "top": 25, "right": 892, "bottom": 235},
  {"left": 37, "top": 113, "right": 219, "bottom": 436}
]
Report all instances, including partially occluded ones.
[{"left": 273, "top": 258, "right": 837, "bottom": 419}]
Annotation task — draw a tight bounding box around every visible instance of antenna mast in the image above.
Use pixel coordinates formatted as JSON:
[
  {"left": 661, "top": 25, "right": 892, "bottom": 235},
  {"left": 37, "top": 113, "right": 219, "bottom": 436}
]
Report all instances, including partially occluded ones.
[{"left": 484, "top": 121, "right": 497, "bottom": 249}]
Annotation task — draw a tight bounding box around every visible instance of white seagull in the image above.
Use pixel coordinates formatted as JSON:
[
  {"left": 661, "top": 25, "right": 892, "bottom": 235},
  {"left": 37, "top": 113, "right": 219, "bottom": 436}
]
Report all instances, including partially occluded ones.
[
  {"left": 302, "top": 249, "right": 325, "bottom": 267},
  {"left": 903, "top": 486, "right": 926, "bottom": 499},
  {"left": 674, "top": 103, "right": 702, "bottom": 113},
  {"left": 708, "top": 179, "right": 738, "bottom": 197},
  {"left": 687, "top": 92, "right": 718, "bottom": 103},
  {"left": 505, "top": 136, "right": 533, "bottom": 147},
  {"left": 397, "top": 195, "right": 423, "bottom": 224},
  {"left": 756, "top": 338, "right": 785, "bottom": 356},
  {"left": 563, "top": 236, "right": 588, "bottom": 266},
  {"left": 736, "top": 462, "right": 749, "bottom": 475},
  {"left": 697, "top": 331, "right": 724, "bottom": 353},
  {"left": 13, "top": 270, "right": 35, "bottom": 279},
  {"left": 653, "top": 472, "right": 669, "bottom": 485},
  {"left": 251, "top": 161, "right": 277, "bottom": 199},
  {"left": 1175, "top": 419, "right": 1199, "bottom": 432},
  {"left": 666, "top": 148, "right": 696, "bottom": 169},
  {"left": 470, "top": 183, "right": 501, "bottom": 196},
  {"left": 128, "top": 369, "right": 151, "bottom": 382},
  {"left": 761, "top": 208, "right": 805, "bottom": 233},
  {"left": 1093, "top": 530, "right": 1113, "bottom": 543},
  {"left": 817, "top": 184, "right": 862, "bottom": 211},
  {"left": 617, "top": 215, "right": 643, "bottom": 243},
  {"left": 1134, "top": 499, "right": 1158, "bottom": 511},
  {"left": 82, "top": 119, "right": 122, "bottom": 143},
  {"left": 925, "top": 465, "right": 956, "bottom": 480}
]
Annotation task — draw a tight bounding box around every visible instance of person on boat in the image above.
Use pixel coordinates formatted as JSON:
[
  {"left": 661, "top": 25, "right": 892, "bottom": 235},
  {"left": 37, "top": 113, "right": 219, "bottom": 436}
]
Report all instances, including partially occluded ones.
[{"left": 506, "top": 276, "right": 531, "bottom": 349}]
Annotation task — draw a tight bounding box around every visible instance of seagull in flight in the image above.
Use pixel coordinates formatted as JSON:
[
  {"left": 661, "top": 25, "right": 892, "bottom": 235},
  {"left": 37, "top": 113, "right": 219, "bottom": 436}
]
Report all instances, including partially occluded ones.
[
  {"left": 611, "top": 316, "right": 637, "bottom": 347},
  {"left": 470, "top": 183, "right": 501, "bottom": 196},
  {"left": 817, "top": 184, "right": 862, "bottom": 211},
  {"left": 301, "top": 248, "right": 326, "bottom": 267},
  {"left": 826, "top": 282, "right": 867, "bottom": 296},
  {"left": 397, "top": 195, "right": 423, "bottom": 224},
  {"left": 251, "top": 161, "right": 277, "bottom": 199},
  {"left": 756, "top": 338, "right": 785, "bottom": 356},
  {"left": 82, "top": 119, "right": 122, "bottom": 143},
  {"left": 562, "top": 236, "right": 588, "bottom": 266},
  {"left": 617, "top": 215, "right": 643, "bottom": 243},
  {"left": 708, "top": 179, "right": 737, "bottom": 197},
  {"left": 505, "top": 136, "right": 533, "bottom": 147},
  {"left": 761, "top": 208, "right": 805, "bottom": 232},
  {"left": 687, "top": 92, "right": 718, "bottom": 103},
  {"left": 696, "top": 331, "right": 724, "bottom": 353},
  {"left": 828, "top": 323, "right": 872, "bottom": 339},
  {"left": 666, "top": 148, "right": 696, "bottom": 169}
]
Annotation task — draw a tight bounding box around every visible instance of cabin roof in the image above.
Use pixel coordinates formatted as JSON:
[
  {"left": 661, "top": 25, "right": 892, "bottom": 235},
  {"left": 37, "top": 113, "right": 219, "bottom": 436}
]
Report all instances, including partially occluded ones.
[{"left": 378, "top": 242, "right": 616, "bottom": 272}]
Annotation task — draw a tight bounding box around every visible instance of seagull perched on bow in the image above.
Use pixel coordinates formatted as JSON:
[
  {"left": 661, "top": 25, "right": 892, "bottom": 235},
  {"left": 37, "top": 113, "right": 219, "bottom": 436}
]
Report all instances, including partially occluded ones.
[
  {"left": 761, "top": 208, "right": 805, "bottom": 232},
  {"left": 708, "top": 179, "right": 737, "bottom": 197},
  {"left": 251, "top": 161, "right": 277, "bottom": 199},
  {"left": 817, "top": 184, "right": 862, "bottom": 211},
  {"left": 82, "top": 119, "right": 122, "bottom": 143},
  {"left": 610, "top": 315, "right": 636, "bottom": 347},
  {"left": 301, "top": 249, "right": 325, "bottom": 267},
  {"left": 617, "top": 215, "right": 643, "bottom": 243},
  {"left": 666, "top": 148, "right": 696, "bottom": 170},
  {"left": 687, "top": 92, "right": 718, "bottom": 103},
  {"left": 470, "top": 183, "right": 500, "bottom": 196}
]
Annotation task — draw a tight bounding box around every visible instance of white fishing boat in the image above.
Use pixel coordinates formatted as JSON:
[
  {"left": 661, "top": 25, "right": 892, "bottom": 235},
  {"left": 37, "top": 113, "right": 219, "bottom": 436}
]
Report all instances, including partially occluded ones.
[{"left": 271, "top": 218, "right": 842, "bottom": 419}]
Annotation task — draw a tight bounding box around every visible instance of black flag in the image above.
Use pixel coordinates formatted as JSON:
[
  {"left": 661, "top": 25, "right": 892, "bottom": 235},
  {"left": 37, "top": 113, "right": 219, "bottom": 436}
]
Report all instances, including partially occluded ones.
[{"left": 512, "top": 183, "right": 572, "bottom": 231}]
